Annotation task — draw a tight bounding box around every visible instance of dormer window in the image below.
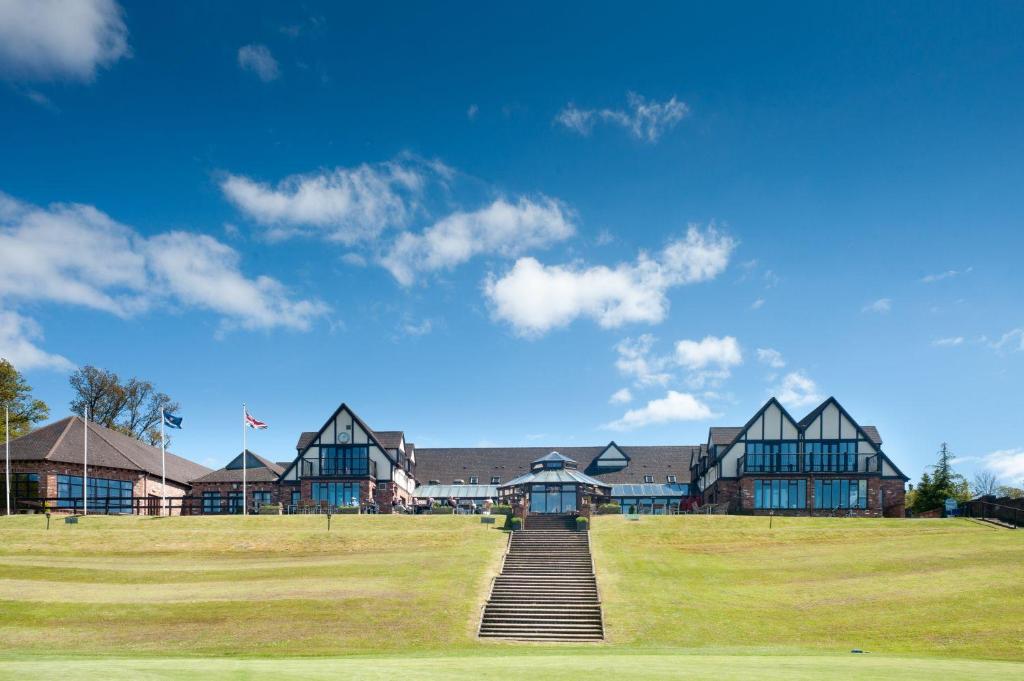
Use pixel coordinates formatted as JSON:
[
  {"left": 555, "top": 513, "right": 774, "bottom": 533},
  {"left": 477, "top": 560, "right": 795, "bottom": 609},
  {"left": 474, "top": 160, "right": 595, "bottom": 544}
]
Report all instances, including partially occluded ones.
[
  {"left": 643, "top": 475, "right": 654, "bottom": 483},
  {"left": 490, "top": 476, "right": 501, "bottom": 484},
  {"left": 667, "top": 475, "right": 677, "bottom": 483},
  {"left": 468, "top": 476, "right": 478, "bottom": 484}
]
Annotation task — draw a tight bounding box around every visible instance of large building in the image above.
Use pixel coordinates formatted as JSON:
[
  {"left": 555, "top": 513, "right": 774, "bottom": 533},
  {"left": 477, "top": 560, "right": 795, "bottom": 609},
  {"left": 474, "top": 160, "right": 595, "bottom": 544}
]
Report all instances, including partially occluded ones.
[
  {"left": 2, "top": 397, "right": 908, "bottom": 518},
  {"left": 1, "top": 415, "right": 211, "bottom": 514},
  {"left": 691, "top": 397, "right": 908, "bottom": 516}
]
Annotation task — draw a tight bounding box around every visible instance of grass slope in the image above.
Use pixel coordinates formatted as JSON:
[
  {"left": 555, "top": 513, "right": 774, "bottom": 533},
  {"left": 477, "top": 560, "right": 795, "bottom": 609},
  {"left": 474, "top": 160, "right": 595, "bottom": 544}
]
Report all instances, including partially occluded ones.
[
  {"left": 0, "top": 514, "right": 506, "bottom": 656},
  {"left": 592, "top": 515, "right": 1024, "bottom": 660}
]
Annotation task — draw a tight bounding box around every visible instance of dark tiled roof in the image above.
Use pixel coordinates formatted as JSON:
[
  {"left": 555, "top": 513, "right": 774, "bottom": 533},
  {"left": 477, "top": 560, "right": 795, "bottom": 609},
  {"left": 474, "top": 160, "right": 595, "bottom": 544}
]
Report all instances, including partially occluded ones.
[
  {"left": 275, "top": 461, "right": 292, "bottom": 469},
  {"left": 861, "top": 426, "right": 882, "bottom": 445},
  {"left": 296, "top": 432, "right": 318, "bottom": 451},
  {"left": 6, "top": 416, "right": 211, "bottom": 486},
  {"left": 191, "top": 450, "right": 284, "bottom": 484},
  {"left": 414, "top": 444, "right": 699, "bottom": 488},
  {"left": 797, "top": 397, "right": 835, "bottom": 427},
  {"left": 372, "top": 430, "right": 404, "bottom": 450},
  {"left": 709, "top": 427, "right": 743, "bottom": 446}
]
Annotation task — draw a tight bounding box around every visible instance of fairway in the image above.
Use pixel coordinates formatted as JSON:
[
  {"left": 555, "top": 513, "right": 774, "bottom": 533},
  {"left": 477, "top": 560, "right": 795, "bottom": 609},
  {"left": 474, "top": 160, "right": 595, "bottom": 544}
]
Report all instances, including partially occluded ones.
[{"left": 1, "top": 514, "right": 1022, "bottom": 680}]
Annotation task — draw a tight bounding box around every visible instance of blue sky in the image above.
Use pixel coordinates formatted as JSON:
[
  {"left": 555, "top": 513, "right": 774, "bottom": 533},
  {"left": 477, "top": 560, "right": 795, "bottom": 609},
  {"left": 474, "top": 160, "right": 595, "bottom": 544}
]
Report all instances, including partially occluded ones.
[{"left": 1, "top": 1, "right": 1022, "bottom": 483}]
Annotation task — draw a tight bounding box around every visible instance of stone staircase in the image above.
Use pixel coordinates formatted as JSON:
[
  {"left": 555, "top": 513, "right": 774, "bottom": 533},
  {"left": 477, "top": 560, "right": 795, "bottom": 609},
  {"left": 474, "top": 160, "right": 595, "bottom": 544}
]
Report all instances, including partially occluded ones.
[{"left": 478, "top": 514, "right": 604, "bottom": 641}]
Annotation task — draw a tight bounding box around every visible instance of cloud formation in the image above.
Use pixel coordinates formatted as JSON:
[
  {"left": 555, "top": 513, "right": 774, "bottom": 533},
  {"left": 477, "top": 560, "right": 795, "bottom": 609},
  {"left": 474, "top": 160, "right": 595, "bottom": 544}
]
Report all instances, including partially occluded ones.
[
  {"left": 0, "top": 0, "right": 129, "bottom": 82},
  {"left": 0, "top": 192, "right": 326, "bottom": 334},
  {"left": 381, "top": 197, "right": 575, "bottom": 286},
  {"left": 921, "top": 267, "right": 972, "bottom": 284},
  {"left": 862, "top": 298, "right": 891, "bottom": 314},
  {"left": 0, "top": 310, "right": 74, "bottom": 371},
  {"left": 484, "top": 225, "right": 735, "bottom": 336},
  {"left": 932, "top": 336, "right": 964, "bottom": 347},
  {"left": 237, "top": 43, "right": 279, "bottom": 82},
  {"left": 556, "top": 92, "right": 690, "bottom": 142},
  {"left": 983, "top": 448, "right": 1024, "bottom": 481},
  {"left": 756, "top": 347, "right": 786, "bottom": 368},
  {"left": 603, "top": 390, "right": 715, "bottom": 430},
  {"left": 220, "top": 162, "right": 421, "bottom": 244},
  {"left": 773, "top": 371, "right": 823, "bottom": 408},
  {"left": 608, "top": 388, "right": 633, "bottom": 405}
]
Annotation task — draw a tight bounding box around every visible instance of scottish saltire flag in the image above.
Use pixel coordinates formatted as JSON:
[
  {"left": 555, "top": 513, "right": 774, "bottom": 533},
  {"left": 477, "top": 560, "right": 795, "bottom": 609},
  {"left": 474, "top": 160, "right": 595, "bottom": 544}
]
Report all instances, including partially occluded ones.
[
  {"left": 245, "top": 409, "right": 268, "bottom": 430},
  {"left": 163, "top": 412, "right": 183, "bottom": 429}
]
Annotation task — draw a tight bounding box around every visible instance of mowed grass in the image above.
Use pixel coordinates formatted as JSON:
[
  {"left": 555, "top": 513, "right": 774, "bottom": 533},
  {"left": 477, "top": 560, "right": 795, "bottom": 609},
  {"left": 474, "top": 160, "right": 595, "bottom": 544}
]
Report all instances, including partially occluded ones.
[
  {"left": 1, "top": 514, "right": 1023, "bottom": 679},
  {"left": 0, "top": 514, "right": 507, "bottom": 656},
  {"left": 592, "top": 515, "right": 1024, "bottom": 660}
]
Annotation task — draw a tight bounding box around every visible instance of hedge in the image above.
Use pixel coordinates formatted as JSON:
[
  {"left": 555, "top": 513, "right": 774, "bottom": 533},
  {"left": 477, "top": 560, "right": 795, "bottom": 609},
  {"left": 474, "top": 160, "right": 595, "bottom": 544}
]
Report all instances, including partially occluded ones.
[{"left": 597, "top": 503, "right": 622, "bottom": 515}]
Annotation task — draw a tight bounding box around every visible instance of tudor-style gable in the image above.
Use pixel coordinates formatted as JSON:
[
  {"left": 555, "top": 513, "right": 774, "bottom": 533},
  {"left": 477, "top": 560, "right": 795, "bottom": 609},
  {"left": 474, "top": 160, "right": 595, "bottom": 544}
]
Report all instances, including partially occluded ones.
[
  {"left": 279, "top": 403, "right": 417, "bottom": 495},
  {"left": 591, "top": 441, "right": 630, "bottom": 470}
]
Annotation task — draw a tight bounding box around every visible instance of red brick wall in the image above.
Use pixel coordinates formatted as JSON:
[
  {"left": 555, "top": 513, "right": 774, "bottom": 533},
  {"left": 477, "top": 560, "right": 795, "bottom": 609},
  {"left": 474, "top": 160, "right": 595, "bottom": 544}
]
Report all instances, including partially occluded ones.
[
  {"left": 734, "top": 475, "right": 907, "bottom": 517},
  {"left": 188, "top": 480, "right": 282, "bottom": 514}
]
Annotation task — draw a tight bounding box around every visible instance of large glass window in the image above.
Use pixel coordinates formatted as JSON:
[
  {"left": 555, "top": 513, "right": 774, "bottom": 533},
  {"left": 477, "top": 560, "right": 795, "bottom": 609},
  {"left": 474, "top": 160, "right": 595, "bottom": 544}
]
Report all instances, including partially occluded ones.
[
  {"left": 57, "top": 475, "right": 132, "bottom": 513},
  {"left": 814, "top": 479, "right": 868, "bottom": 509},
  {"left": 252, "top": 491, "right": 272, "bottom": 507},
  {"left": 202, "top": 491, "right": 221, "bottom": 514},
  {"left": 228, "top": 491, "right": 243, "bottom": 514},
  {"left": 1, "top": 473, "right": 39, "bottom": 500},
  {"left": 754, "top": 479, "right": 807, "bottom": 509},
  {"left": 529, "top": 484, "right": 577, "bottom": 513},
  {"left": 319, "top": 445, "right": 370, "bottom": 476},
  {"left": 804, "top": 441, "right": 858, "bottom": 473},
  {"left": 311, "top": 482, "right": 361, "bottom": 507},
  {"left": 746, "top": 442, "right": 798, "bottom": 472}
]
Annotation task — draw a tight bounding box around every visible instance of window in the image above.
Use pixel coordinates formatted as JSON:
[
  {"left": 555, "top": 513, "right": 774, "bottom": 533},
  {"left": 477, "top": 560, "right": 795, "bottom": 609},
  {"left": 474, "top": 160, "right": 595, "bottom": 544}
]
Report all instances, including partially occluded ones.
[
  {"left": 666, "top": 475, "right": 677, "bottom": 483},
  {"left": 468, "top": 476, "right": 479, "bottom": 484},
  {"left": 57, "top": 475, "right": 132, "bottom": 513},
  {"left": 804, "top": 441, "right": 858, "bottom": 472},
  {"left": 746, "top": 442, "right": 798, "bottom": 472},
  {"left": 490, "top": 476, "right": 501, "bottom": 484},
  {"left": 378, "top": 482, "right": 389, "bottom": 492},
  {"left": 643, "top": 475, "right": 654, "bottom": 483},
  {"left": 252, "top": 491, "right": 271, "bottom": 507},
  {"left": 202, "top": 491, "right": 222, "bottom": 514},
  {"left": 291, "top": 490, "right": 301, "bottom": 507},
  {"left": 228, "top": 491, "right": 243, "bottom": 514},
  {"left": 312, "top": 482, "right": 361, "bottom": 507},
  {"left": 529, "top": 484, "right": 577, "bottom": 514},
  {"left": 319, "top": 445, "right": 370, "bottom": 476},
  {"left": 754, "top": 479, "right": 807, "bottom": 509},
  {"left": 814, "top": 479, "right": 868, "bottom": 509},
  {"left": 1, "top": 473, "right": 39, "bottom": 500}
]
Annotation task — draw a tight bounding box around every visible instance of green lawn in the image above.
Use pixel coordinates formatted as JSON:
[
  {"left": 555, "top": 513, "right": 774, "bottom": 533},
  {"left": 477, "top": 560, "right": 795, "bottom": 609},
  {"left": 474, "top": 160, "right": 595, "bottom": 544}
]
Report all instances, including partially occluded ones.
[
  {"left": 0, "top": 513, "right": 1022, "bottom": 679},
  {"left": 592, "top": 515, "right": 1024, "bottom": 660}
]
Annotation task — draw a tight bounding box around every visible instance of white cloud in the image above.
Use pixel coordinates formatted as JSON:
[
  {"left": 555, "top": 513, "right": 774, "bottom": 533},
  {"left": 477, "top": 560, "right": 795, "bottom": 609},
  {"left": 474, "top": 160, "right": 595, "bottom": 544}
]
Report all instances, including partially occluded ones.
[
  {"left": 932, "top": 336, "right": 964, "bottom": 347},
  {"left": 144, "top": 232, "right": 327, "bottom": 333},
  {"left": 774, "top": 371, "right": 822, "bottom": 408},
  {"left": 237, "top": 43, "right": 279, "bottom": 82},
  {"left": 381, "top": 196, "right": 575, "bottom": 286},
  {"left": 467, "top": 104, "right": 478, "bottom": 120},
  {"left": 603, "top": 390, "right": 715, "bottom": 430},
  {"left": 400, "top": 317, "right": 433, "bottom": 337},
  {"left": 0, "top": 310, "right": 73, "bottom": 371},
  {"left": 862, "top": 298, "right": 892, "bottom": 314},
  {"left": 992, "top": 328, "right": 1024, "bottom": 352},
  {"left": 340, "top": 252, "right": 367, "bottom": 267},
  {"left": 0, "top": 192, "right": 326, "bottom": 333},
  {"left": 922, "top": 267, "right": 972, "bottom": 284},
  {"left": 0, "top": 0, "right": 129, "bottom": 82},
  {"left": 675, "top": 336, "right": 741, "bottom": 370},
  {"left": 556, "top": 92, "right": 689, "bottom": 143},
  {"left": 756, "top": 347, "right": 786, "bottom": 368},
  {"left": 750, "top": 298, "right": 765, "bottom": 310},
  {"left": 614, "top": 335, "right": 671, "bottom": 387},
  {"left": 220, "top": 162, "right": 421, "bottom": 244},
  {"left": 609, "top": 388, "right": 633, "bottom": 405},
  {"left": 485, "top": 225, "right": 735, "bottom": 336},
  {"left": 982, "top": 448, "right": 1024, "bottom": 481}
]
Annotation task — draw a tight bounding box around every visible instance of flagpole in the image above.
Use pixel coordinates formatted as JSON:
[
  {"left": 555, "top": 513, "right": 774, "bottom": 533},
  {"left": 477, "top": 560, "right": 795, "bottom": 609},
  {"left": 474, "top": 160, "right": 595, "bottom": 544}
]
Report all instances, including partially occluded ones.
[
  {"left": 242, "top": 403, "right": 247, "bottom": 517},
  {"left": 83, "top": 406, "right": 88, "bottom": 516},
  {"left": 160, "top": 407, "right": 167, "bottom": 517},
  {"left": 5, "top": 405, "right": 10, "bottom": 517}
]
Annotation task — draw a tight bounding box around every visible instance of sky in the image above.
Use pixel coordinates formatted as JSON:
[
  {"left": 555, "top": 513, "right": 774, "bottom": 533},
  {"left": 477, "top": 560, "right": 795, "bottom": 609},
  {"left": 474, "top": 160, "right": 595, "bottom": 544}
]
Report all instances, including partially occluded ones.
[{"left": 0, "top": 1, "right": 1022, "bottom": 484}]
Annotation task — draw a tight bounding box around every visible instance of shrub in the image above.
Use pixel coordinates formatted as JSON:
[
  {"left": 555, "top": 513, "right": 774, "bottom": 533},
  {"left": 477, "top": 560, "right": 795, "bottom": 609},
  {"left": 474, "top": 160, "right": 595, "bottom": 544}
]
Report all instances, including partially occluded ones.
[
  {"left": 509, "top": 516, "right": 523, "bottom": 530},
  {"left": 575, "top": 516, "right": 590, "bottom": 531},
  {"left": 335, "top": 506, "right": 360, "bottom": 514},
  {"left": 490, "top": 504, "right": 513, "bottom": 516},
  {"left": 430, "top": 505, "right": 455, "bottom": 515},
  {"left": 597, "top": 503, "right": 621, "bottom": 515}
]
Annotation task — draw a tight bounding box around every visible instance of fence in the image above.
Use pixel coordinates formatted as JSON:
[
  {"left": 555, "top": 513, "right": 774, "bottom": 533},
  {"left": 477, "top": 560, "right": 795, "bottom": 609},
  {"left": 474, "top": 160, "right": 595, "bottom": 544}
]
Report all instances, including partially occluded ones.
[{"left": 958, "top": 496, "right": 1022, "bottom": 528}]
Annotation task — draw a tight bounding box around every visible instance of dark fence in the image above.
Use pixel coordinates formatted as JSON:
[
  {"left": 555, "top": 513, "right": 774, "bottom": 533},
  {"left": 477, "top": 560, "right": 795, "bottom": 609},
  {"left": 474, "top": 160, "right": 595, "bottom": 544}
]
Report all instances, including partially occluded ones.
[
  {"left": 959, "top": 496, "right": 1022, "bottom": 528},
  {"left": 11, "top": 496, "right": 188, "bottom": 515}
]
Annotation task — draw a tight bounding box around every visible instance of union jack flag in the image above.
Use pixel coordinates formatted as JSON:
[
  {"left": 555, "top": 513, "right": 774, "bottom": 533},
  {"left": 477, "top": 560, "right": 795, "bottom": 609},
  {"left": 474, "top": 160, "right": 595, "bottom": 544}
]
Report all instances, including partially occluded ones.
[{"left": 244, "top": 409, "right": 268, "bottom": 430}]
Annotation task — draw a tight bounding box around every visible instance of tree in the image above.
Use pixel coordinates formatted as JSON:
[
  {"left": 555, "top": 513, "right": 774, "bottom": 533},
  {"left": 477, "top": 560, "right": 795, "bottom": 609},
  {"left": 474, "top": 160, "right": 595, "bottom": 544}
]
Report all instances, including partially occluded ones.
[
  {"left": 910, "top": 443, "right": 973, "bottom": 513},
  {"left": 996, "top": 485, "right": 1024, "bottom": 500},
  {"left": 69, "top": 366, "right": 179, "bottom": 446},
  {"left": 972, "top": 471, "right": 999, "bottom": 497},
  {"left": 0, "top": 358, "right": 50, "bottom": 441}
]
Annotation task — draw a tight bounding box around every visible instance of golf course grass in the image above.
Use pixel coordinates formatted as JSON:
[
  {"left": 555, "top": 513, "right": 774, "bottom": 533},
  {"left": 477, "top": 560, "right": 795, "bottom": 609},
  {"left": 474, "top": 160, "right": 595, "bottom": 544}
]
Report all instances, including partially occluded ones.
[{"left": 0, "top": 513, "right": 1021, "bottom": 679}]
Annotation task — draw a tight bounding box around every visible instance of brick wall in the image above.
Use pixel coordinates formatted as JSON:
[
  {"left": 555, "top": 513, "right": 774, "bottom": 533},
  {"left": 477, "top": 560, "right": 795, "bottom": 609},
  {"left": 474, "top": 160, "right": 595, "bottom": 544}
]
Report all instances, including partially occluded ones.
[
  {"left": 188, "top": 480, "right": 283, "bottom": 515},
  {"left": 734, "top": 475, "right": 907, "bottom": 517}
]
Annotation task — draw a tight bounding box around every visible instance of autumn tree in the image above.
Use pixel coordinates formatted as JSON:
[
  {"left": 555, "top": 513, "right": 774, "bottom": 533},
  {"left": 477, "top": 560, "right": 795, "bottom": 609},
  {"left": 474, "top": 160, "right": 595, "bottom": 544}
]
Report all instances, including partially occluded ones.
[{"left": 0, "top": 358, "right": 50, "bottom": 441}]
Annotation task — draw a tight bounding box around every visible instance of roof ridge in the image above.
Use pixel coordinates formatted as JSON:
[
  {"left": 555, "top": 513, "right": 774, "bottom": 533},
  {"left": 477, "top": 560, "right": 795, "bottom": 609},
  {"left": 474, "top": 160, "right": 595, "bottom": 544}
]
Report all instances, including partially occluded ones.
[
  {"left": 45, "top": 416, "right": 78, "bottom": 461},
  {"left": 86, "top": 421, "right": 145, "bottom": 471}
]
